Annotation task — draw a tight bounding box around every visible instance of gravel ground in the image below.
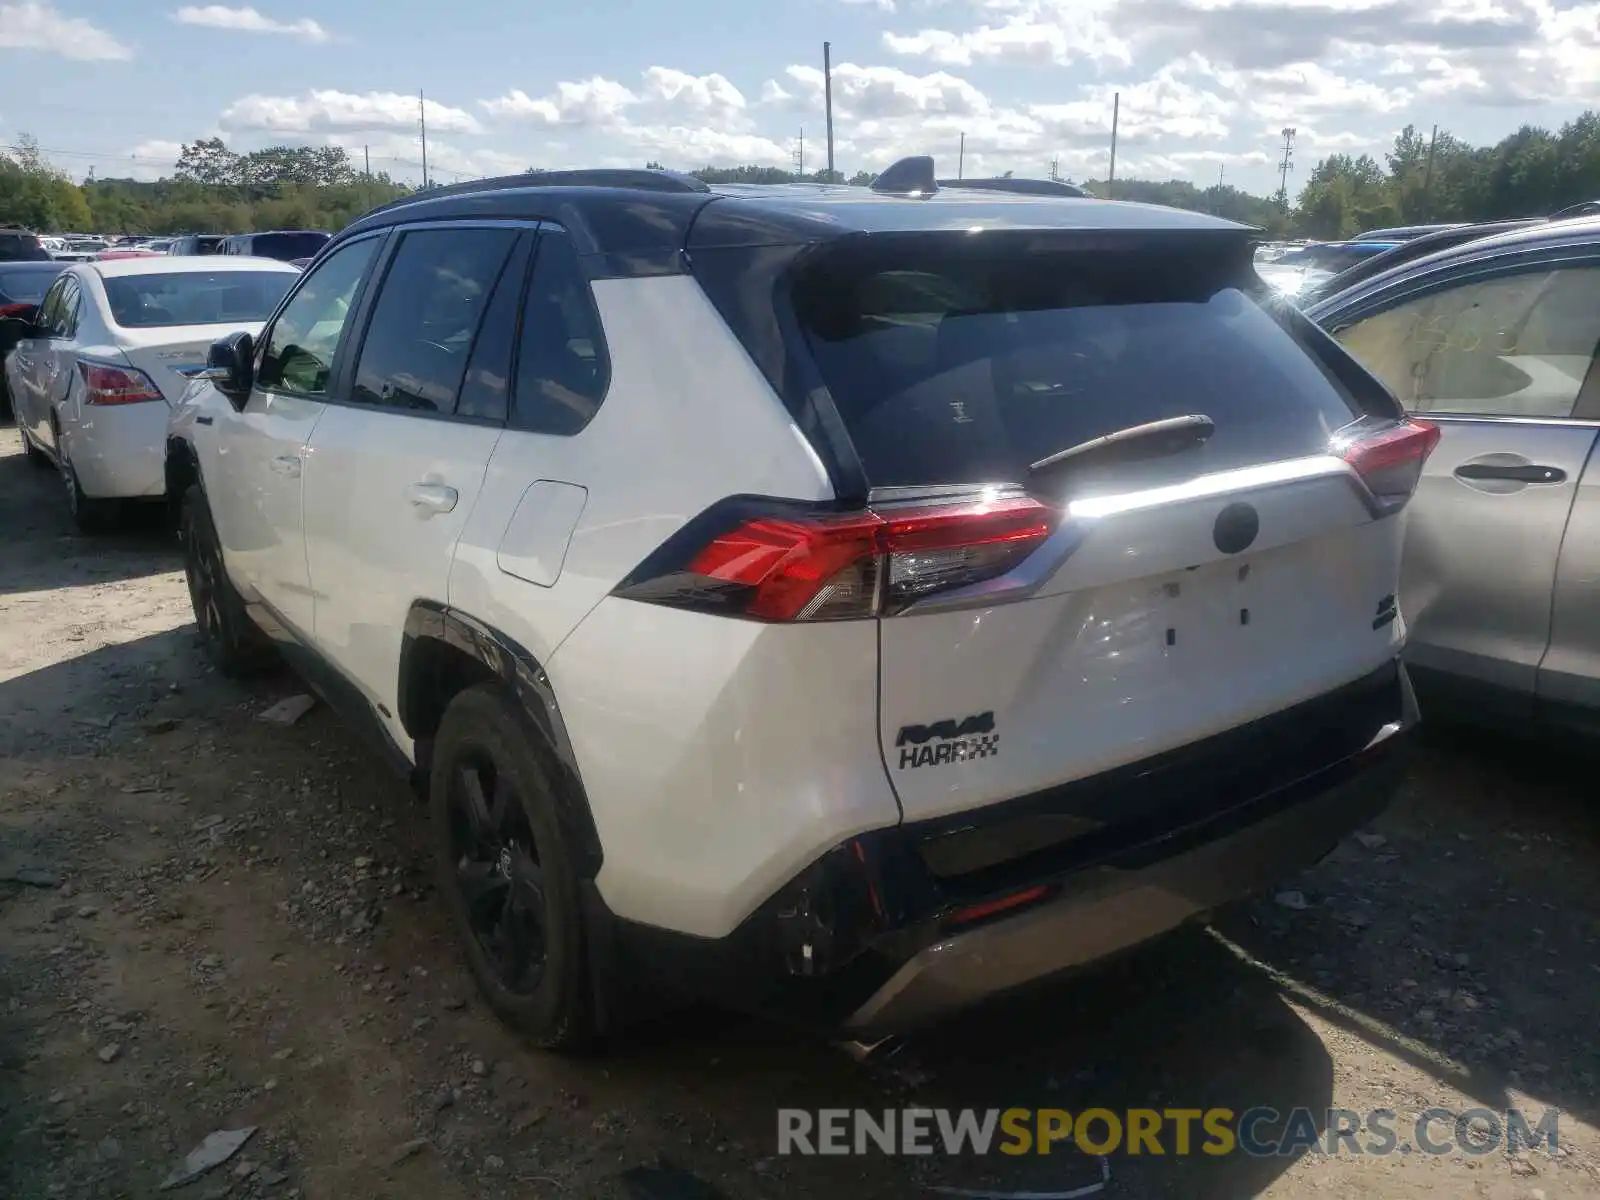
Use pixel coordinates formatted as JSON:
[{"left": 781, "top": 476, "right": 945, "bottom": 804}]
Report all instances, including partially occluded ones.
[{"left": 2, "top": 422, "right": 1598, "bottom": 1200}]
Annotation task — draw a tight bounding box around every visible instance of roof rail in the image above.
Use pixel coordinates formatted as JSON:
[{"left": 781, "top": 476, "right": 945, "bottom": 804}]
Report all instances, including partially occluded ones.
[
  {"left": 939, "top": 177, "right": 1088, "bottom": 198},
  {"left": 872, "top": 156, "right": 938, "bottom": 196},
  {"left": 368, "top": 167, "right": 709, "bottom": 214}
]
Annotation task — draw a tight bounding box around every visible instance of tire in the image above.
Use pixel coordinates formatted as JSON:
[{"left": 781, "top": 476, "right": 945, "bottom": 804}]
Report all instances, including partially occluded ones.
[
  {"left": 180, "top": 485, "right": 274, "bottom": 676},
  {"left": 430, "top": 683, "right": 595, "bottom": 1052},
  {"left": 58, "top": 442, "right": 119, "bottom": 532}
]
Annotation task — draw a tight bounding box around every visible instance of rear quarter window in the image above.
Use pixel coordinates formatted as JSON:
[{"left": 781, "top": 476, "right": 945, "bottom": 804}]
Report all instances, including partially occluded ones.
[{"left": 788, "top": 237, "right": 1366, "bottom": 491}]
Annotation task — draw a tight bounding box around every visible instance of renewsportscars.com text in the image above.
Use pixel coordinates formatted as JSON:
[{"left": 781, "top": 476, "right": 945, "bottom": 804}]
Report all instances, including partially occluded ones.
[{"left": 777, "top": 1106, "right": 1560, "bottom": 1158}]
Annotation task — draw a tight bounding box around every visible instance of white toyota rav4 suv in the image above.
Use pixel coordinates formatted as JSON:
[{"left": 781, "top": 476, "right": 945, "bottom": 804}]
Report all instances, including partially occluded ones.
[{"left": 166, "top": 160, "right": 1427, "bottom": 1050}]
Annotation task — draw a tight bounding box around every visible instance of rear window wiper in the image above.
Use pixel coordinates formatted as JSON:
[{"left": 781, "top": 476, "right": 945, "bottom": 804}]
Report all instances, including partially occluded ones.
[{"left": 1028, "top": 414, "right": 1215, "bottom": 477}]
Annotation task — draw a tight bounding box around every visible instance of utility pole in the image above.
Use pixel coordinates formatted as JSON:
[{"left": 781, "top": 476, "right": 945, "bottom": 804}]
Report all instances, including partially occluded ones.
[
  {"left": 1049, "top": 156, "right": 1060, "bottom": 182},
  {"left": 1218, "top": 163, "right": 1225, "bottom": 189},
  {"left": 823, "top": 42, "right": 835, "bottom": 180},
  {"left": 419, "top": 90, "right": 429, "bottom": 188},
  {"left": 1276, "top": 127, "right": 1296, "bottom": 210},
  {"left": 1107, "top": 92, "right": 1119, "bottom": 200},
  {"left": 793, "top": 127, "right": 804, "bottom": 179},
  {"left": 958, "top": 132, "right": 965, "bottom": 179},
  {"left": 1421, "top": 123, "right": 1439, "bottom": 221},
  {"left": 363, "top": 144, "right": 370, "bottom": 177}
]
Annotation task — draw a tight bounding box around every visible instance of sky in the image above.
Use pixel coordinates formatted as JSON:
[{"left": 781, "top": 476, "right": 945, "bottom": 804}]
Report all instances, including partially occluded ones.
[{"left": 0, "top": 0, "right": 1598, "bottom": 197}]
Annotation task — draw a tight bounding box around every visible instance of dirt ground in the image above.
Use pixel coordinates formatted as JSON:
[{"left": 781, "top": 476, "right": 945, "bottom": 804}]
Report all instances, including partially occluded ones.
[{"left": 1, "top": 422, "right": 1598, "bottom": 1200}]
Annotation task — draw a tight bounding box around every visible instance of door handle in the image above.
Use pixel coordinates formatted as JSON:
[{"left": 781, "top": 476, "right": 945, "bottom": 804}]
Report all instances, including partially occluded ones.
[
  {"left": 1454, "top": 463, "right": 1565, "bottom": 485},
  {"left": 405, "top": 482, "right": 459, "bottom": 514},
  {"left": 269, "top": 454, "right": 302, "bottom": 477}
]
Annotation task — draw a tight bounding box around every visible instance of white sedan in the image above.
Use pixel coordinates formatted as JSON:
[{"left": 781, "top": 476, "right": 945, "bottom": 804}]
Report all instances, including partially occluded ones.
[{"left": 6, "top": 256, "right": 301, "bottom": 530}]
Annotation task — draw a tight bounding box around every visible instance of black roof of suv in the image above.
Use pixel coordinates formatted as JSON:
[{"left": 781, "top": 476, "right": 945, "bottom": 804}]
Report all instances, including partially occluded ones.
[{"left": 341, "top": 161, "right": 1246, "bottom": 281}]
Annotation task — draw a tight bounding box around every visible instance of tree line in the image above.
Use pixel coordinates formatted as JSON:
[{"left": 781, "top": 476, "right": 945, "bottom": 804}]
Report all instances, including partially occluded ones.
[{"left": 4, "top": 115, "right": 1599, "bottom": 239}]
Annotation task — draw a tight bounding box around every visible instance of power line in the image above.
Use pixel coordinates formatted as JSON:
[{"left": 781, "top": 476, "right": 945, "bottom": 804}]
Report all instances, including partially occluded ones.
[{"left": 1276, "top": 127, "right": 1296, "bottom": 209}]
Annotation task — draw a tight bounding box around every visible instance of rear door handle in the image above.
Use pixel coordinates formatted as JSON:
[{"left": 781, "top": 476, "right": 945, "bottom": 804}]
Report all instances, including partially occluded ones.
[
  {"left": 1454, "top": 463, "right": 1565, "bottom": 485},
  {"left": 405, "top": 482, "right": 459, "bottom": 514},
  {"left": 269, "top": 455, "right": 301, "bottom": 477}
]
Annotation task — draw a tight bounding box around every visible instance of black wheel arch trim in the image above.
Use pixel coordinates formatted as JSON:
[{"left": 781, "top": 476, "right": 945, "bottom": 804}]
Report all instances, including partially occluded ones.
[{"left": 400, "top": 600, "right": 603, "bottom": 877}]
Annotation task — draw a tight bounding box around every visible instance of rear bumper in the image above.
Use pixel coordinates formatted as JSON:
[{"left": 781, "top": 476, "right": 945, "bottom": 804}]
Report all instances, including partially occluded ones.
[
  {"left": 596, "top": 659, "right": 1416, "bottom": 1036},
  {"left": 844, "top": 732, "right": 1401, "bottom": 1034},
  {"left": 67, "top": 402, "right": 168, "bottom": 499}
]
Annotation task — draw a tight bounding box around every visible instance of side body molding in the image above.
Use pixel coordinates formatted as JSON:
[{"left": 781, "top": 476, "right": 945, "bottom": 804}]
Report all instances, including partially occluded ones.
[{"left": 399, "top": 600, "right": 603, "bottom": 877}]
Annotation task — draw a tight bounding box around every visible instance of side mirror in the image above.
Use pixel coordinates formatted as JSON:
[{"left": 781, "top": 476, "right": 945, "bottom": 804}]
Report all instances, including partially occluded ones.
[{"left": 204, "top": 330, "right": 255, "bottom": 408}]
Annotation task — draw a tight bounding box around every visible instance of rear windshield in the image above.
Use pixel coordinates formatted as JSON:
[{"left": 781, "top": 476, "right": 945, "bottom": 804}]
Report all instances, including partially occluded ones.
[
  {"left": 790, "top": 239, "right": 1364, "bottom": 490},
  {"left": 0, "top": 233, "right": 51, "bottom": 262},
  {"left": 104, "top": 271, "right": 296, "bottom": 328},
  {"left": 0, "top": 268, "right": 63, "bottom": 302},
  {"left": 249, "top": 232, "right": 329, "bottom": 261}
]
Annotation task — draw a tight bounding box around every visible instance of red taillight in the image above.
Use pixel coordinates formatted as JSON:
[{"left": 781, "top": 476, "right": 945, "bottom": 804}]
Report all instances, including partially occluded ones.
[
  {"left": 77, "top": 361, "right": 164, "bottom": 406},
  {"left": 0, "top": 302, "right": 32, "bottom": 319},
  {"left": 1337, "top": 418, "right": 1440, "bottom": 512},
  {"left": 625, "top": 493, "right": 1058, "bottom": 622}
]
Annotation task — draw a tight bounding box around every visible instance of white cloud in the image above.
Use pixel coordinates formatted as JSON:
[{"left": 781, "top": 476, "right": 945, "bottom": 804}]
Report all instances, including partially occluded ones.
[
  {"left": 171, "top": 6, "right": 329, "bottom": 42},
  {"left": 781, "top": 62, "right": 993, "bottom": 120},
  {"left": 883, "top": 0, "right": 1130, "bottom": 66},
  {"left": 482, "top": 77, "right": 640, "bottom": 126},
  {"left": 221, "top": 90, "right": 482, "bottom": 135},
  {"left": 639, "top": 67, "right": 747, "bottom": 118},
  {"left": 0, "top": 2, "right": 132, "bottom": 60},
  {"left": 1031, "top": 60, "right": 1235, "bottom": 145}
]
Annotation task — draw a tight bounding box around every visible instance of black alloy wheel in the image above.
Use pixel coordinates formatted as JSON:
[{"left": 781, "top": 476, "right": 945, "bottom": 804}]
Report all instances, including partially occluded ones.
[{"left": 445, "top": 751, "right": 549, "bottom": 995}]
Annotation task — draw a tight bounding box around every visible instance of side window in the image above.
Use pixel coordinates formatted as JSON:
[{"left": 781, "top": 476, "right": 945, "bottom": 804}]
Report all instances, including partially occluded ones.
[
  {"left": 56, "top": 278, "right": 81, "bottom": 337},
  {"left": 34, "top": 277, "right": 66, "bottom": 334},
  {"left": 1334, "top": 265, "right": 1600, "bottom": 418},
  {"left": 257, "top": 236, "right": 380, "bottom": 397},
  {"left": 511, "top": 228, "right": 610, "bottom": 435},
  {"left": 350, "top": 226, "right": 518, "bottom": 414},
  {"left": 455, "top": 235, "right": 532, "bottom": 422}
]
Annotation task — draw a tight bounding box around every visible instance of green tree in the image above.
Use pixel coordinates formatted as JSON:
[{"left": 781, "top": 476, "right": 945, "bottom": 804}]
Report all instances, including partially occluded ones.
[{"left": 175, "top": 137, "right": 242, "bottom": 186}]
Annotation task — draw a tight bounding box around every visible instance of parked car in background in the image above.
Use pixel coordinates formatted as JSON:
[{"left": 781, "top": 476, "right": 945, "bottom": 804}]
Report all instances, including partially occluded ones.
[
  {"left": 1257, "top": 240, "right": 1401, "bottom": 299},
  {"left": 2, "top": 257, "right": 301, "bottom": 529},
  {"left": 168, "top": 235, "right": 227, "bottom": 256},
  {"left": 1307, "top": 217, "right": 1600, "bottom": 734},
  {"left": 1300, "top": 219, "right": 1544, "bottom": 306},
  {"left": 0, "top": 260, "right": 68, "bottom": 419},
  {"left": 166, "top": 163, "right": 1421, "bottom": 1047},
  {"left": 94, "top": 249, "right": 164, "bottom": 262},
  {"left": 0, "top": 260, "right": 66, "bottom": 317},
  {"left": 0, "top": 227, "right": 54, "bottom": 262},
  {"left": 217, "top": 230, "right": 331, "bottom": 262}
]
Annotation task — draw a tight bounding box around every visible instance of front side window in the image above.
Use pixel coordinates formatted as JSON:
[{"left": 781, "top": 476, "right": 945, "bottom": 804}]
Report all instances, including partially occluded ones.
[
  {"left": 257, "top": 236, "right": 380, "bottom": 397},
  {"left": 351, "top": 226, "right": 519, "bottom": 414},
  {"left": 1334, "top": 264, "right": 1600, "bottom": 418},
  {"left": 511, "top": 228, "right": 610, "bottom": 435}
]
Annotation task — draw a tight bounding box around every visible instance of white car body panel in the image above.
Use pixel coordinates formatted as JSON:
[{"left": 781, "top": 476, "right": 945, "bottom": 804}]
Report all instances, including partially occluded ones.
[
  {"left": 881, "top": 468, "right": 1403, "bottom": 821},
  {"left": 447, "top": 275, "right": 833, "bottom": 669},
  {"left": 552, "top": 601, "right": 897, "bottom": 938},
  {"left": 301, "top": 404, "right": 503, "bottom": 746}
]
